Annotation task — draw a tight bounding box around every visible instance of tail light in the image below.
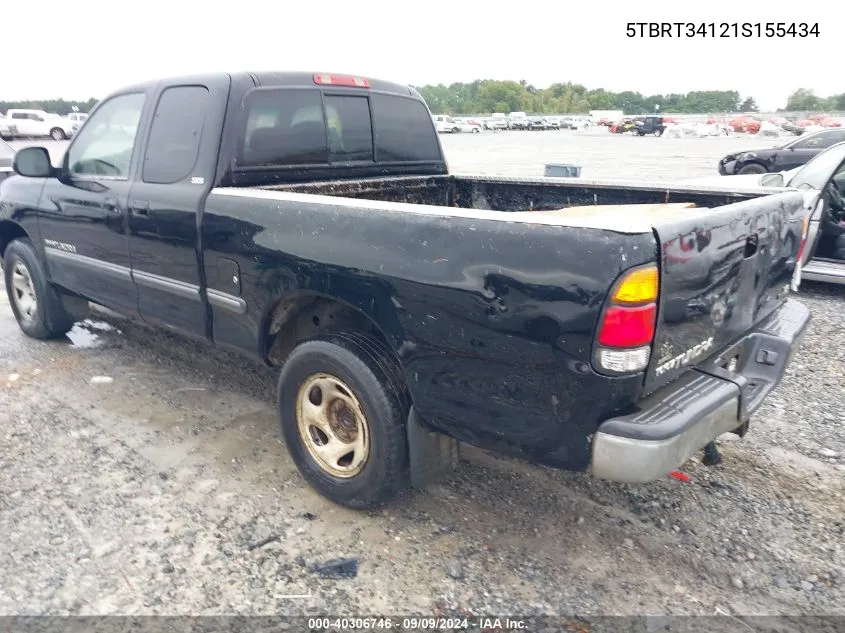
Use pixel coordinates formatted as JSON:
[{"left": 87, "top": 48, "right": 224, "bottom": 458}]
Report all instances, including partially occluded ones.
[{"left": 595, "top": 264, "right": 659, "bottom": 374}]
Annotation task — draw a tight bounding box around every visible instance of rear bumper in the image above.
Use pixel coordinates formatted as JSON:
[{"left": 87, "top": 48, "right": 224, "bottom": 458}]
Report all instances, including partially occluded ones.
[{"left": 590, "top": 299, "right": 810, "bottom": 483}]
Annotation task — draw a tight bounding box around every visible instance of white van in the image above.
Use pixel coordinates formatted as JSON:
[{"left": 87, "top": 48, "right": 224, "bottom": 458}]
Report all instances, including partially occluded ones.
[{"left": 432, "top": 115, "right": 461, "bottom": 134}]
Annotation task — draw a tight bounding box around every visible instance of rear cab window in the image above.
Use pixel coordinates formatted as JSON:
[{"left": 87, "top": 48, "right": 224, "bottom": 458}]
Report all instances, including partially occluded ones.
[{"left": 236, "top": 86, "right": 441, "bottom": 171}]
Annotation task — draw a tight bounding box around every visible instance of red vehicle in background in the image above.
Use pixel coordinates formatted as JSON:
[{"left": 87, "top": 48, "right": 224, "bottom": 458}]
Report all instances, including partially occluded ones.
[{"left": 730, "top": 115, "right": 761, "bottom": 133}]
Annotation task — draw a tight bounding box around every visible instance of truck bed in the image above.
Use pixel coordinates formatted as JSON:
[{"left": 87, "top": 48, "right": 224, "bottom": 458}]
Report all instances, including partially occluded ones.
[
  {"left": 256, "top": 174, "right": 785, "bottom": 233},
  {"left": 235, "top": 173, "right": 805, "bottom": 398}
]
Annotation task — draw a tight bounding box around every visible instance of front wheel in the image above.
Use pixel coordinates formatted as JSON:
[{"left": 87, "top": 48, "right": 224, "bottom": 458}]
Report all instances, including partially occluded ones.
[
  {"left": 277, "top": 332, "right": 411, "bottom": 509},
  {"left": 49, "top": 127, "right": 66, "bottom": 140},
  {"left": 3, "top": 239, "right": 77, "bottom": 339},
  {"left": 738, "top": 163, "right": 767, "bottom": 175}
]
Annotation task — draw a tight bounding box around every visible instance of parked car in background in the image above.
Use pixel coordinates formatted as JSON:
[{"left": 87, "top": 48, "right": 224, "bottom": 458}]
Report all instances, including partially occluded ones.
[
  {"left": 718, "top": 128, "right": 845, "bottom": 175},
  {"left": 610, "top": 118, "right": 636, "bottom": 134},
  {"left": 485, "top": 113, "right": 508, "bottom": 130},
  {"left": 0, "top": 138, "right": 14, "bottom": 184},
  {"left": 526, "top": 116, "right": 550, "bottom": 130},
  {"left": 686, "top": 142, "right": 845, "bottom": 285},
  {"left": 507, "top": 111, "right": 529, "bottom": 129},
  {"left": 730, "top": 115, "right": 761, "bottom": 134},
  {"left": 432, "top": 115, "right": 461, "bottom": 134},
  {"left": 456, "top": 119, "right": 482, "bottom": 133},
  {"left": 568, "top": 116, "right": 592, "bottom": 130},
  {"left": 633, "top": 115, "right": 665, "bottom": 136},
  {"left": 0, "top": 109, "right": 75, "bottom": 140},
  {"left": 67, "top": 112, "right": 89, "bottom": 135}
]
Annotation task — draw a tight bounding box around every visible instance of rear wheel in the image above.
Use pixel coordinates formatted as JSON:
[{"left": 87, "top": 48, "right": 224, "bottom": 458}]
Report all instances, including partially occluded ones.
[
  {"left": 49, "top": 127, "right": 66, "bottom": 141},
  {"left": 738, "top": 163, "right": 767, "bottom": 175},
  {"left": 277, "top": 332, "right": 411, "bottom": 509},
  {"left": 3, "top": 238, "right": 76, "bottom": 339}
]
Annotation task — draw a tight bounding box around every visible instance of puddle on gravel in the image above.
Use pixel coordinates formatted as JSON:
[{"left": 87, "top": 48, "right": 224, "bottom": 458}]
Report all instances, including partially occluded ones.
[{"left": 65, "top": 319, "right": 122, "bottom": 349}]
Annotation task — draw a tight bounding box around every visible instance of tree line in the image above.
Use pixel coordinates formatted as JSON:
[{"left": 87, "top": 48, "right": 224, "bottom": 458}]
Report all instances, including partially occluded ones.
[
  {"left": 783, "top": 89, "right": 845, "bottom": 112},
  {"left": 413, "top": 82, "right": 845, "bottom": 116},
  {"left": 0, "top": 98, "right": 98, "bottom": 116},
  {"left": 413, "top": 81, "right": 752, "bottom": 115},
  {"left": 1, "top": 87, "right": 842, "bottom": 117}
]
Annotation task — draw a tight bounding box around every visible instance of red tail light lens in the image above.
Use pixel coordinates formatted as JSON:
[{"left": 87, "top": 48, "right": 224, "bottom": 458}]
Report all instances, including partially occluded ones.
[{"left": 598, "top": 303, "right": 657, "bottom": 348}]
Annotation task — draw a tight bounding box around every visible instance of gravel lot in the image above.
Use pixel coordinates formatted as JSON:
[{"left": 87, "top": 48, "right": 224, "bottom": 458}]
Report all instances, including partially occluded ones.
[{"left": 1, "top": 131, "right": 844, "bottom": 619}]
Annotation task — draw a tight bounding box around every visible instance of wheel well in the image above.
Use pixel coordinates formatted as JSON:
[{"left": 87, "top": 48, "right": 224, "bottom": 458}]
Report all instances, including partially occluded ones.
[
  {"left": 0, "top": 221, "right": 28, "bottom": 259},
  {"left": 264, "top": 293, "right": 394, "bottom": 367}
]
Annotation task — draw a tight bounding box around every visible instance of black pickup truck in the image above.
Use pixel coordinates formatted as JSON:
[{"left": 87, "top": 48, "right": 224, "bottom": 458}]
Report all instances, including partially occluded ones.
[{"left": 1, "top": 71, "right": 811, "bottom": 509}]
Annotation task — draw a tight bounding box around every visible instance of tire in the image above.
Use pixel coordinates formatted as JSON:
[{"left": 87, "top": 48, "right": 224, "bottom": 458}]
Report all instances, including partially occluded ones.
[
  {"left": 737, "top": 163, "right": 767, "bottom": 175},
  {"left": 3, "top": 238, "right": 76, "bottom": 339},
  {"left": 277, "top": 332, "right": 411, "bottom": 509},
  {"left": 472, "top": 127, "right": 480, "bottom": 133},
  {"left": 49, "top": 127, "right": 66, "bottom": 141},
  {"left": 452, "top": 127, "right": 460, "bottom": 133}
]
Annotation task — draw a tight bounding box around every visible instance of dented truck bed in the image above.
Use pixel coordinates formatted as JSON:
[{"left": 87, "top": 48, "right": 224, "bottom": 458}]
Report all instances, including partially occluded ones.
[{"left": 201, "top": 173, "right": 810, "bottom": 477}]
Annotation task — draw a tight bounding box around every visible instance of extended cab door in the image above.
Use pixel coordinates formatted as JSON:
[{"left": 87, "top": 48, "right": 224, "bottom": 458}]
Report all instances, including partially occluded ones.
[
  {"left": 126, "top": 78, "right": 230, "bottom": 336},
  {"left": 37, "top": 92, "right": 149, "bottom": 313}
]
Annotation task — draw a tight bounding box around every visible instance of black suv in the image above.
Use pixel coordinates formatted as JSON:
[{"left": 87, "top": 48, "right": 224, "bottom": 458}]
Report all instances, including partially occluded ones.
[
  {"left": 718, "top": 128, "right": 845, "bottom": 175},
  {"left": 634, "top": 115, "right": 665, "bottom": 136}
]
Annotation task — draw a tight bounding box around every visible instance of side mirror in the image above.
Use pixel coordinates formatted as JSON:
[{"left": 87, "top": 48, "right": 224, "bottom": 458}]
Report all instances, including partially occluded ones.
[
  {"left": 13, "top": 147, "right": 54, "bottom": 178},
  {"left": 761, "top": 173, "right": 784, "bottom": 188}
]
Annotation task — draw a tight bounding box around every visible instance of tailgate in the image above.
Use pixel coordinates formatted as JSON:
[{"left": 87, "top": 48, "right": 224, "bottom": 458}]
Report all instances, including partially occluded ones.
[{"left": 644, "top": 191, "right": 806, "bottom": 394}]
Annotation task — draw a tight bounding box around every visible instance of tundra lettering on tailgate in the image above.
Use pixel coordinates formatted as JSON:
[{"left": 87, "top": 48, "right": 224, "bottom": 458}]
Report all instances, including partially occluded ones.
[{"left": 655, "top": 337, "right": 714, "bottom": 377}]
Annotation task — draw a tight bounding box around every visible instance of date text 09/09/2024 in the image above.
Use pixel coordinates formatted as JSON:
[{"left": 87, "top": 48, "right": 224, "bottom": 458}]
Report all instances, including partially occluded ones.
[{"left": 626, "top": 22, "right": 820, "bottom": 38}]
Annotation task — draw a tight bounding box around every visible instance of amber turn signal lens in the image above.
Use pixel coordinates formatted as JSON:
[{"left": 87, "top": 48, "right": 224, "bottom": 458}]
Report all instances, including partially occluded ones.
[{"left": 612, "top": 265, "right": 659, "bottom": 304}]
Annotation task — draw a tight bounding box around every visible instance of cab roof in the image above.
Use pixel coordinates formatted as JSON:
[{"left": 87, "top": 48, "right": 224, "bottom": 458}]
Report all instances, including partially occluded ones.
[{"left": 114, "top": 71, "right": 418, "bottom": 98}]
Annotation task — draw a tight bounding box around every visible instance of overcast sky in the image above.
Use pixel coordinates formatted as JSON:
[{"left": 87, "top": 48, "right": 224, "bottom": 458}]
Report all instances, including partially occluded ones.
[{"left": 2, "top": 0, "right": 834, "bottom": 111}]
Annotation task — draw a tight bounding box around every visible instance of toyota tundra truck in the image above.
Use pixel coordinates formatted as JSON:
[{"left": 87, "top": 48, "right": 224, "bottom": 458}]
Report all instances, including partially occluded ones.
[{"left": 0, "top": 70, "right": 810, "bottom": 509}]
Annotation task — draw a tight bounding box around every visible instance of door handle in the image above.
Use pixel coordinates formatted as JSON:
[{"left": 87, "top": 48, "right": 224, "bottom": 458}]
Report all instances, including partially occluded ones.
[
  {"left": 129, "top": 200, "right": 150, "bottom": 216},
  {"left": 104, "top": 196, "right": 121, "bottom": 214}
]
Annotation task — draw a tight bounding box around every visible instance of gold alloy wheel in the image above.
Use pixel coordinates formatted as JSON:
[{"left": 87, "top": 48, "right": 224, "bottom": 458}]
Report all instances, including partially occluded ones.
[{"left": 296, "top": 373, "right": 370, "bottom": 478}]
